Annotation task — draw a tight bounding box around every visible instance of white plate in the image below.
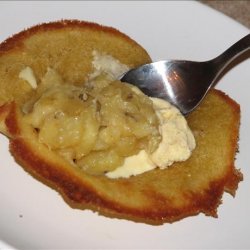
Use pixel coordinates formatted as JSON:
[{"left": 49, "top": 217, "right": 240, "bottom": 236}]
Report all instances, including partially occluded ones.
[{"left": 0, "top": 1, "right": 249, "bottom": 249}]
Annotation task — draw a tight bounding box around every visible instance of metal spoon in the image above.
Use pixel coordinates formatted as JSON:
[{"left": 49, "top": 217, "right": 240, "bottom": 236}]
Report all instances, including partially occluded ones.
[{"left": 121, "top": 34, "right": 250, "bottom": 115}]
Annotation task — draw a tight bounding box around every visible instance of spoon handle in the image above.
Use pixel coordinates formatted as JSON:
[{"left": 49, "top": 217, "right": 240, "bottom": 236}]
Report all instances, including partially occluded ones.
[{"left": 212, "top": 33, "right": 250, "bottom": 74}]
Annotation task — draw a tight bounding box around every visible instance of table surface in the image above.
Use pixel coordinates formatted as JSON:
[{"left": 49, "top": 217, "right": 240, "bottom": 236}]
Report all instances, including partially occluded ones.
[{"left": 201, "top": 0, "right": 250, "bottom": 28}]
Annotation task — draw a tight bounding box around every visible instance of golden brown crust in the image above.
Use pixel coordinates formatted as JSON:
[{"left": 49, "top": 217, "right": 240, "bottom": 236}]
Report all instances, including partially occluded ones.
[
  {"left": 0, "top": 20, "right": 242, "bottom": 224},
  {"left": 0, "top": 20, "right": 144, "bottom": 54}
]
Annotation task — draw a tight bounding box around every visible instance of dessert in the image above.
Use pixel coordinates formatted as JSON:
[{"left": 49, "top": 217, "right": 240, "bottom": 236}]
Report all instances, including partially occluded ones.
[{"left": 0, "top": 20, "right": 242, "bottom": 224}]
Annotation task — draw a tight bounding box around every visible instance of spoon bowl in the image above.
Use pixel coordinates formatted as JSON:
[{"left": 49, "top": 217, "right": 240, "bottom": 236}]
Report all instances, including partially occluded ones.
[{"left": 121, "top": 34, "right": 250, "bottom": 115}]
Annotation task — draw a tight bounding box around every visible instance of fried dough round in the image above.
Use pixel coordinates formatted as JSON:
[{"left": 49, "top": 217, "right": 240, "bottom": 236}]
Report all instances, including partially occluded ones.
[{"left": 0, "top": 20, "right": 242, "bottom": 224}]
